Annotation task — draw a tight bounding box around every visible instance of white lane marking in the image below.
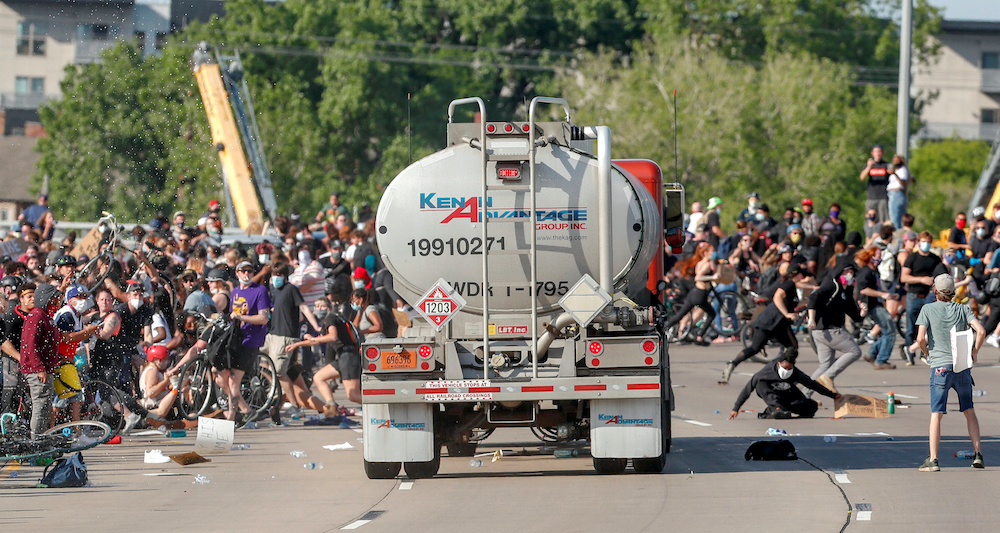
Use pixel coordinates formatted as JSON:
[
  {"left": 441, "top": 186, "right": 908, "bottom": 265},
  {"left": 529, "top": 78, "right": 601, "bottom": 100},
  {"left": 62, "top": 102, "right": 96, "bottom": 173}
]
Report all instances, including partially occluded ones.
[
  {"left": 353, "top": 429, "right": 364, "bottom": 434},
  {"left": 342, "top": 520, "right": 371, "bottom": 530},
  {"left": 855, "top": 432, "right": 890, "bottom": 436},
  {"left": 683, "top": 419, "right": 712, "bottom": 427},
  {"left": 855, "top": 503, "right": 872, "bottom": 521},
  {"left": 835, "top": 474, "right": 851, "bottom": 484},
  {"left": 893, "top": 393, "right": 918, "bottom": 399},
  {"left": 399, "top": 482, "right": 413, "bottom": 490},
  {"left": 856, "top": 511, "right": 872, "bottom": 521}
]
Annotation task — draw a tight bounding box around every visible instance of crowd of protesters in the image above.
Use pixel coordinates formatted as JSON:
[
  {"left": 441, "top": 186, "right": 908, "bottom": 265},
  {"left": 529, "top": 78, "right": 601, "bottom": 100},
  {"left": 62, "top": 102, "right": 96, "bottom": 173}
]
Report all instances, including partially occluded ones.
[
  {"left": 0, "top": 191, "right": 407, "bottom": 435},
  {"left": 671, "top": 145, "right": 991, "bottom": 469}
]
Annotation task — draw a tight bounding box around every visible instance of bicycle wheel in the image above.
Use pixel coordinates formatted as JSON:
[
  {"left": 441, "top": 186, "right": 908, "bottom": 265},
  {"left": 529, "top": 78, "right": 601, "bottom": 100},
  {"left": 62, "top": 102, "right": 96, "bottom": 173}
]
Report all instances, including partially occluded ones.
[
  {"left": 178, "top": 356, "right": 215, "bottom": 420},
  {"left": 80, "top": 379, "right": 125, "bottom": 437},
  {"left": 242, "top": 354, "right": 279, "bottom": 416},
  {"left": 43, "top": 420, "right": 112, "bottom": 452},
  {"left": 709, "top": 290, "right": 741, "bottom": 337}
]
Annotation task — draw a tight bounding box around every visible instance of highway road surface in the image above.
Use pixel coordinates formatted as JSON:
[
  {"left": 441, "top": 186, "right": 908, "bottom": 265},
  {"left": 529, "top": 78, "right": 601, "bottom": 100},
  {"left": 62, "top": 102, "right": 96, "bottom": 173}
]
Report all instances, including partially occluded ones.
[{"left": 3, "top": 337, "right": 1000, "bottom": 532}]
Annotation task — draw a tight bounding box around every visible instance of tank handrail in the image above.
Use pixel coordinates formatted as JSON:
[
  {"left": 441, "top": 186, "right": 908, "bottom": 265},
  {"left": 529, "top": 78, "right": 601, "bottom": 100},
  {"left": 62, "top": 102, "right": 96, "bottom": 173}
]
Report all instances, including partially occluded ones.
[{"left": 447, "top": 97, "right": 487, "bottom": 124}]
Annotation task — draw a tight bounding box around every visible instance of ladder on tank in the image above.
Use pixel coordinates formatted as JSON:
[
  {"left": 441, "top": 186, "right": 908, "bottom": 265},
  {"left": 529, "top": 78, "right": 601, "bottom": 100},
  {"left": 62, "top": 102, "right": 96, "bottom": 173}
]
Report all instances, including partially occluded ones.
[{"left": 447, "top": 97, "right": 572, "bottom": 380}]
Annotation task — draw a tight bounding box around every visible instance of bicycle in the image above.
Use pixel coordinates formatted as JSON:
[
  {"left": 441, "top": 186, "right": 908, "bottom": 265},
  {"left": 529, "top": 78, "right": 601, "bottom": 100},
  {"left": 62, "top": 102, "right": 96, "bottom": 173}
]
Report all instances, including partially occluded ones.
[
  {"left": 175, "top": 314, "right": 280, "bottom": 425},
  {"left": 13, "top": 375, "right": 127, "bottom": 438},
  {"left": 1, "top": 414, "right": 112, "bottom": 463},
  {"left": 73, "top": 211, "right": 126, "bottom": 294}
]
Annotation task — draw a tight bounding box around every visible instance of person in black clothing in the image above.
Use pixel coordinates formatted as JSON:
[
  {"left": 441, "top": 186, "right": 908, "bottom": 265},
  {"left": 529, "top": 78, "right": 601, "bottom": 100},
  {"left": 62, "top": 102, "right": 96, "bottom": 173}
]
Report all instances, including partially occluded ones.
[
  {"left": 855, "top": 247, "right": 898, "bottom": 369},
  {"left": 807, "top": 256, "right": 866, "bottom": 394},
  {"left": 721, "top": 264, "right": 806, "bottom": 383},
  {"left": 1, "top": 282, "right": 32, "bottom": 414},
  {"left": 860, "top": 144, "right": 891, "bottom": 223},
  {"left": 285, "top": 309, "right": 362, "bottom": 416},
  {"left": 729, "top": 352, "right": 841, "bottom": 419},
  {"left": 946, "top": 212, "right": 969, "bottom": 252},
  {"left": 264, "top": 262, "right": 321, "bottom": 419},
  {"left": 900, "top": 231, "right": 946, "bottom": 364}
]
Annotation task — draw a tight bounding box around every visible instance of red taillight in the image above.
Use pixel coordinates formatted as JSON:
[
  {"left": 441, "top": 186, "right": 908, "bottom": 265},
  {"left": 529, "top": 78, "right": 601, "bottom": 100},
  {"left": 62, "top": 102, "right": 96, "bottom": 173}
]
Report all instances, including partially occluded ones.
[
  {"left": 504, "top": 123, "right": 513, "bottom": 133},
  {"left": 420, "top": 362, "right": 430, "bottom": 370},
  {"left": 418, "top": 345, "right": 432, "bottom": 358},
  {"left": 588, "top": 341, "right": 603, "bottom": 355},
  {"left": 521, "top": 123, "right": 530, "bottom": 132},
  {"left": 642, "top": 340, "right": 657, "bottom": 354},
  {"left": 644, "top": 356, "right": 654, "bottom": 365},
  {"left": 368, "top": 363, "right": 377, "bottom": 372},
  {"left": 365, "top": 347, "right": 380, "bottom": 360},
  {"left": 591, "top": 358, "right": 600, "bottom": 367},
  {"left": 486, "top": 124, "right": 496, "bottom": 133}
]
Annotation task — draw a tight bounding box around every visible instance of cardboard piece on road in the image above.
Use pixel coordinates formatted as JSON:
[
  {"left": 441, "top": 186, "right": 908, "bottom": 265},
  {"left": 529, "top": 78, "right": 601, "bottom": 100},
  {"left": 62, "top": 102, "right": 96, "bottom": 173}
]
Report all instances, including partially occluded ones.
[
  {"left": 193, "top": 416, "right": 235, "bottom": 455},
  {"left": 834, "top": 394, "right": 889, "bottom": 419},
  {"left": 168, "top": 452, "right": 211, "bottom": 466},
  {"left": 71, "top": 227, "right": 103, "bottom": 259}
]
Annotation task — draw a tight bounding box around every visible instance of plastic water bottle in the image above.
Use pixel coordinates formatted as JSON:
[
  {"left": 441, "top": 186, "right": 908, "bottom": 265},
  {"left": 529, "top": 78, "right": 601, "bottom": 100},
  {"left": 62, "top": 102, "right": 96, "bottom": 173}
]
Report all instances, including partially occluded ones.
[
  {"left": 766, "top": 428, "right": 787, "bottom": 436},
  {"left": 303, "top": 462, "right": 323, "bottom": 470},
  {"left": 823, "top": 436, "right": 837, "bottom": 443},
  {"left": 290, "top": 450, "right": 307, "bottom": 458},
  {"left": 469, "top": 459, "right": 483, "bottom": 467},
  {"left": 231, "top": 444, "right": 251, "bottom": 451},
  {"left": 887, "top": 392, "right": 895, "bottom": 415},
  {"left": 973, "top": 390, "right": 986, "bottom": 397},
  {"left": 192, "top": 474, "right": 211, "bottom": 484},
  {"left": 553, "top": 448, "right": 579, "bottom": 458},
  {"left": 956, "top": 450, "right": 975, "bottom": 459},
  {"left": 164, "top": 430, "right": 187, "bottom": 438}
]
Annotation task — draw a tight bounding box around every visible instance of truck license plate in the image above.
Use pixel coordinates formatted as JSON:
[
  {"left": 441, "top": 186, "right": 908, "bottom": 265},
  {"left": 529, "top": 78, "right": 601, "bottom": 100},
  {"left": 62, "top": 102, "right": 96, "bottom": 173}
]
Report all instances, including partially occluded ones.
[{"left": 382, "top": 351, "right": 416, "bottom": 370}]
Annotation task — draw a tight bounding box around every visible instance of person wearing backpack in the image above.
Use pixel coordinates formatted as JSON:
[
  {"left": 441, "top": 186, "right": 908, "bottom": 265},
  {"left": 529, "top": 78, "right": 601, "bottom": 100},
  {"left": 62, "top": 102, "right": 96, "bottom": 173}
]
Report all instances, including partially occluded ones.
[
  {"left": 286, "top": 306, "right": 363, "bottom": 416},
  {"left": 915, "top": 274, "right": 986, "bottom": 471},
  {"left": 351, "top": 288, "right": 384, "bottom": 341}
]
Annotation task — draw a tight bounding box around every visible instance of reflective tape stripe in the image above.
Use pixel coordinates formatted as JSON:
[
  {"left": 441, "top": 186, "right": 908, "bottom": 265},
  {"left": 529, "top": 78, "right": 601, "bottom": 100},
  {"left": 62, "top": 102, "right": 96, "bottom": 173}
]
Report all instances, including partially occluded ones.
[
  {"left": 362, "top": 388, "right": 395, "bottom": 396},
  {"left": 575, "top": 385, "right": 607, "bottom": 391},
  {"left": 627, "top": 383, "right": 659, "bottom": 390},
  {"left": 521, "top": 386, "right": 554, "bottom": 392}
]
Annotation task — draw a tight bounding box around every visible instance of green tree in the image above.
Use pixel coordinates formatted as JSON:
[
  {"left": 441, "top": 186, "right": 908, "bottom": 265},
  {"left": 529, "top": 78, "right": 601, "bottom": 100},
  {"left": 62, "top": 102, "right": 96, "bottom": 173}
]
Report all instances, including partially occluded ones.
[
  {"left": 35, "top": 43, "right": 218, "bottom": 221},
  {"left": 908, "top": 138, "right": 991, "bottom": 233}
]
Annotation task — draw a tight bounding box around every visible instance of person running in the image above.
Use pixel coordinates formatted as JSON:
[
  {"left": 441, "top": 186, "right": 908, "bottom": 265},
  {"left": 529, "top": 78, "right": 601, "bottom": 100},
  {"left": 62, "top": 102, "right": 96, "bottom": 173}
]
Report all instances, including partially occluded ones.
[
  {"left": 285, "top": 306, "right": 362, "bottom": 417},
  {"left": 806, "top": 257, "right": 865, "bottom": 394},
  {"left": 663, "top": 241, "right": 718, "bottom": 346},
  {"left": 721, "top": 263, "right": 806, "bottom": 383},
  {"left": 855, "top": 247, "right": 898, "bottom": 369},
  {"left": 915, "top": 274, "right": 986, "bottom": 471}
]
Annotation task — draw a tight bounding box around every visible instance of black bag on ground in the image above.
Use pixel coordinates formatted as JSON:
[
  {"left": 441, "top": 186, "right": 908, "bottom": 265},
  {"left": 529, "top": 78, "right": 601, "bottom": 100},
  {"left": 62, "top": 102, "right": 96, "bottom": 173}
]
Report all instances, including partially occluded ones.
[
  {"left": 39, "top": 452, "right": 88, "bottom": 488},
  {"left": 744, "top": 439, "right": 797, "bottom": 461}
]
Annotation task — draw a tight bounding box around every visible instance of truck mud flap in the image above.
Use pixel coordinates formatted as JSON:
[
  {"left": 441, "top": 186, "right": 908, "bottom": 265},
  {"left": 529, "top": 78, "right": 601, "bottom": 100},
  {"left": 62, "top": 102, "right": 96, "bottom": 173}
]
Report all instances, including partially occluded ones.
[
  {"left": 590, "top": 398, "right": 661, "bottom": 458},
  {"left": 363, "top": 403, "right": 435, "bottom": 463}
]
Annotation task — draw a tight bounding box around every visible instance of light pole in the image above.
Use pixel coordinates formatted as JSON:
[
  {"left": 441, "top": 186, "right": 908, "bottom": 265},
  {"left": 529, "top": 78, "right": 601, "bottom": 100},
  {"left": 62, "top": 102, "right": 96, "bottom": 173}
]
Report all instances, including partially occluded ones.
[{"left": 897, "top": 0, "right": 912, "bottom": 161}]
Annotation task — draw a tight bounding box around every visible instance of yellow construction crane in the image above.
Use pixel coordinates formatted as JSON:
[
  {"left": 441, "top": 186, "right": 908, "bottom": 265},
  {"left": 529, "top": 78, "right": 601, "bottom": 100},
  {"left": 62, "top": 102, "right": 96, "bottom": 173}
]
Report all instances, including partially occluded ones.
[{"left": 191, "top": 42, "right": 278, "bottom": 234}]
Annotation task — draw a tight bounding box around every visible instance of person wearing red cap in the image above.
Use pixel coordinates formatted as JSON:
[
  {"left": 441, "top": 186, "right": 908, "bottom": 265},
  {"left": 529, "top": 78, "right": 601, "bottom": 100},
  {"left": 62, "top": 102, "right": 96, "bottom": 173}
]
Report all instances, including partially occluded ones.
[
  {"left": 139, "top": 345, "right": 179, "bottom": 421},
  {"left": 800, "top": 198, "right": 821, "bottom": 238},
  {"left": 351, "top": 267, "right": 372, "bottom": 289}
]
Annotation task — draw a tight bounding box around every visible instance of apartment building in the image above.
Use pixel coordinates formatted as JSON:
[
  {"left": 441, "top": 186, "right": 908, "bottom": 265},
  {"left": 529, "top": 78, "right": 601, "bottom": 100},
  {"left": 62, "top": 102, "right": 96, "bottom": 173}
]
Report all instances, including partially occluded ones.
[
  {"left": 0, "top": 0, "right": 224, "bottom": 133},
  {"left": 913, "top": 20, "right": 1000, "bottom": 142}
]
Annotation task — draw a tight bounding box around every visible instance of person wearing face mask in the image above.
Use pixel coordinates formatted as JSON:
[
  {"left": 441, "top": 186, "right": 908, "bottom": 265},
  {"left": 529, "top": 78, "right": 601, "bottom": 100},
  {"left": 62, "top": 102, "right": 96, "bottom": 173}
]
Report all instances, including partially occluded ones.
[
  {"left": 860, "top": 143, "right": 891, "bottom": 224},
  {"left": 947, "top": 212, "right": 970, "bottom": 252},
  {"left": 222, "top": 261, "right": 273, "bottom": 426},
  {"left": 722, "top": 264, "right": 806, "bottom": 384},
  {"left": 44, "top": 284, "right": 94, "bottom": 427},
  {"left": 351, "top": 266, "right": 373, "bottom": 290},
  {"left": 264, "top": 262, "right": 321, "bottom": 422},
  {"left": 863, "top": 208, "right": 881, "bottom": 242},
  {"left": 736, "top": 192, "right": 761, "bottom": 227},
  {"left": 728, "top": 352, "right": 841, "bottom": 420},
  {"left": 289, "top": 243, "right": 325, "bottom": 310},
  {"left": 704, "top": 197, "right": 726, "bottom": 249},
  {"left": 900, "top": 231, "right": 947, "bottom": 365},
  {"left": 805, "top": 257, "right": 867, "bottom": 396},
  {"left": 663, "top": 242, "right": 718, "bottom": 346},
  {"left": 112, "top": 281, "right": 155, "bottom": 389},
  {"left": 818, "top": 203, "right": 847, "bottom": 250}
]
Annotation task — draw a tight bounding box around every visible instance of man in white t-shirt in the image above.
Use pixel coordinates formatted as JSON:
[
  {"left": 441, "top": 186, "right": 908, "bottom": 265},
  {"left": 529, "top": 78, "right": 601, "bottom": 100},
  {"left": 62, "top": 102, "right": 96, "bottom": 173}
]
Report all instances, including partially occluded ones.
[{"left": 686, "top": 201, "right": 704, "bottom": 236}]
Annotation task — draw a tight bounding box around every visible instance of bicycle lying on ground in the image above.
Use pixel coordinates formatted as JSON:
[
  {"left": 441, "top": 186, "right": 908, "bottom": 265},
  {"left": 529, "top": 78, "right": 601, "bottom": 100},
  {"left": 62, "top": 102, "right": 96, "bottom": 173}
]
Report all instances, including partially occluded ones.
[{"left": 0, "top": 414, "right": 112, "bottom": 464}]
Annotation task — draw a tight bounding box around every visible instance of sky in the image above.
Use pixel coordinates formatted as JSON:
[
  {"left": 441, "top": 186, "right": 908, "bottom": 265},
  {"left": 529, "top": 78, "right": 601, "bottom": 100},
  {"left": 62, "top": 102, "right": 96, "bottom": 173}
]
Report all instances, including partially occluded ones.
[{"left": 927, "top": 0, "right": 1000, "bottom": 21}]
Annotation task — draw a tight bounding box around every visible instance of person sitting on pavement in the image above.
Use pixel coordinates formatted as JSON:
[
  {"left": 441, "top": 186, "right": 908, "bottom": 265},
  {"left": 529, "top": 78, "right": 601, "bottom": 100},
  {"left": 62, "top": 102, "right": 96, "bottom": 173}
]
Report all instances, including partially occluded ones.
[
  {"left": 729, "top": 352, "right": 841, "bottom": 420},
  {"left": 138, "top": 345, "right": 180, "bottom": 421}
]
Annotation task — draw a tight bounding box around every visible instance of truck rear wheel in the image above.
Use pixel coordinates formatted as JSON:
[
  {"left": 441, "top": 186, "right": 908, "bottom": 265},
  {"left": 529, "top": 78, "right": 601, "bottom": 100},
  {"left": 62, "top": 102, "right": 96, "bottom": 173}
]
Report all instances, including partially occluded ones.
[
  {"left": 364, "top": 460, "right": 401, "bottom": 479},
  {"left": 592, "top": 457, "right": 627, "bottom": 475},
  {"left": 403, "top": 454, "right": 441, "bottom": 479}
]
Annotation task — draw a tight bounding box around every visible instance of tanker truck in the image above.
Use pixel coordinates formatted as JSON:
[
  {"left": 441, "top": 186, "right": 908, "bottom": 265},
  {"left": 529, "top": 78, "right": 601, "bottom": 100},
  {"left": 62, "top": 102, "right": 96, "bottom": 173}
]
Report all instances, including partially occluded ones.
[{"left": 360, "top": 97, "right": 685, "bottom": 478}]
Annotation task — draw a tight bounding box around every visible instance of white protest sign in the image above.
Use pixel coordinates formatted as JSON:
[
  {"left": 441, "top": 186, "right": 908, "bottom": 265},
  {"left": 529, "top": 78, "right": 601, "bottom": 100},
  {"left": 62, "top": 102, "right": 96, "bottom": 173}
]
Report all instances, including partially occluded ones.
[{"left": 193, "top": 417, "right": 235, "bottom": 455}]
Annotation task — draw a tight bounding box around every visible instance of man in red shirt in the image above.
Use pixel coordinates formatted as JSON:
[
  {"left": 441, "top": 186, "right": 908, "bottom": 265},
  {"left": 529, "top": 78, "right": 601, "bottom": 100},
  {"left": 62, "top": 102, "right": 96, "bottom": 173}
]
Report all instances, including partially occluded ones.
[{"left": 20, "top": 283, "right": 62, "bottom": 436}]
